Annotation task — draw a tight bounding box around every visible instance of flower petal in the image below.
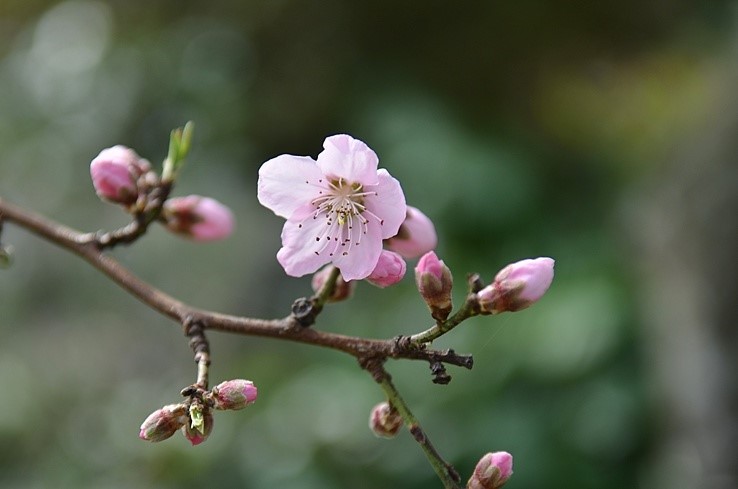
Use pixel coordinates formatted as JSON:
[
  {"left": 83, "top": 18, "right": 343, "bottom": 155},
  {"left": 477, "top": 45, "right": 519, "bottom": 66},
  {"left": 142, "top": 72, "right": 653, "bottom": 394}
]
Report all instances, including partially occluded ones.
[
  {"left": 276, "top": 216, "right": 334, "bottom": 277},
  {"left": 332, "top": 218, "right": 384, "bottom": 281},
  {"left": 258, "top": 154, "right": 324, "bottom": 219},
  {"left": 364, "top": 169, "right": 406, "bottom": 239},
  {"left": 317, "top": 135, "right": 379, "bottom": 185}
]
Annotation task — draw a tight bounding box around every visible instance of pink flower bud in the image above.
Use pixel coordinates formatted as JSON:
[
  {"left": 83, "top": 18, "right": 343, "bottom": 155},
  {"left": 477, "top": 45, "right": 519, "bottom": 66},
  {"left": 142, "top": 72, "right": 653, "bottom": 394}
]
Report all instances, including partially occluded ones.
[
  {"left": 210, "top": 379, "right": 258, "bottom": 411},
  {"left": 467, "top": 451, "right": 513, "bottom": 489},
  {"left": 138, "top": 404, "right": 187, "bottom": 442},
  {"left": 369, "top": 401, "right": 404, "bottom": 438},
  {"left": 415, "top": 251, "right": 453, "bottom": 321},
  {"left": 385, "top": 206, "right": 438, "bottom": 258},
  {"left": 311, "top": 266, "right": 355, "bottom": 302},
  {"left": 90, "top": 145, "right": 151, "bottom": 205},
  {"left": 163, "top": 195, "right": 234, "bottom": 241},
  {"left": 477, "top": 257, "right": 554, "bottom": 314},
  {"left": 182, "top": 409, "right": 214, "bottom": 446},
  {"left": 366, "top": 250, "right": 406, "bottom": 288}
]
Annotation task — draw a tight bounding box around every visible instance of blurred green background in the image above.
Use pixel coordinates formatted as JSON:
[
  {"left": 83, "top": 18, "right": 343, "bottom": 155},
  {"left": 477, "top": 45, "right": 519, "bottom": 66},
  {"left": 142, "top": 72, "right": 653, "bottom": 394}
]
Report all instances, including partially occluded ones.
[{"left": 1, "top": 1, "right": 737, "bottom": 488}]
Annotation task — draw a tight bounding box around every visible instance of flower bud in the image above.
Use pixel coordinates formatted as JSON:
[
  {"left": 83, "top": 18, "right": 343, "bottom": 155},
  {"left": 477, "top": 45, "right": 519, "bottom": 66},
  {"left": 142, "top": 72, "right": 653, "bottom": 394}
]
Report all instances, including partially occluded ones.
[
  {"left": 90, "top": 145, "right": 151, "bottom": 205},
  {"left": 467, "top": 451, "right": 513, "bottom": 489},
  {"left": 477, "top": 257, "right": 554, "bottom": 314},
  {"left": 138, "top": 404, "right": 187, "bottom": 442},
  {"left": 182, "top": 406, "right": 214, "bottom": 446},
  {"left": 369, "top": 401, "right": 404, "bottom": 438},
  {"left": 311, "top": 266, "right": 355, "bottom": 302},
  {"left": 163, "top": 195, "right": 234, "bottom": 241},
  {"left": 415, "top": 251, "right": 453, "bottom": 321},
  {"left": 366, "top": 250, "right": 406, "bottom": 288},
  {"left": 210, "top": 379, "right": 258, "bottom": 411},
  {"left": 385, "top": 206, "right": 437, "bottom": 258}
]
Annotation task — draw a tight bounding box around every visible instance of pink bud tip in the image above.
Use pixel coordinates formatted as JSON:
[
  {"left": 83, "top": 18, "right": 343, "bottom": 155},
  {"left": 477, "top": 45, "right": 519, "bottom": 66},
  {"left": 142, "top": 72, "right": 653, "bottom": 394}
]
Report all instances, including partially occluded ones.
[
  {"left": 369, "top": 401, "right": 404, "bottom": 438},
  {"left": 90, "top": 145, "right": 150, "bottom": 205},
  {"left": 415, "top": 251, "right": 453, "bottom": 320},
  {"left": 384, "top": 206, "right": 438, "bottom": 258},
  {"left": 182, "top": 411, "right": 214, "bottom": 446},
  {"left": 467, "top": 451, "right": 513, "bottom": 489},
  {"left": 211, "top": 379, "right": 258, "bottom": 411},
  {"left": 477, "top": 257, "right": 554, "bottom": 314},
  {"left": 163, "top": 195, "right": 235, "bottom": 241},
  {"left": 366, "top": 250, "right": 406, "bottom": 288},
  {"left": 138, "top": 404, "right": 187, "bottom": 442}
]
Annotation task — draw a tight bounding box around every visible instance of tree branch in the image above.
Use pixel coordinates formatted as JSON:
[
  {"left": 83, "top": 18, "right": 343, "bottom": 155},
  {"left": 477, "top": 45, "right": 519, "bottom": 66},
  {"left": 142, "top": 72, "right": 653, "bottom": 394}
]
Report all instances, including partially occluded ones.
[{"left": 0, "top": 197, "right": 473, "bottom": 369}]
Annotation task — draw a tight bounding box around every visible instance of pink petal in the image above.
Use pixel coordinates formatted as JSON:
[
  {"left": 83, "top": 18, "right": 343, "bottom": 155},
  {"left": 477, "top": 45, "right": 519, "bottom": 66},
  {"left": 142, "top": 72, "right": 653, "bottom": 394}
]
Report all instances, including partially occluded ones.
[
  {"left": 276, "top": 217, "right": 334, "bottom": 277},
  {"left": 258, "top": 154, "right": 324, "bottom": 219},
  {"left": 363, "top": 169, "right": 406, "bottom": 239},
  {"left": 385, "top": 206, "right": 438, "bottom": 259},
  {"left": 331, "top": 218, "right": 385, "bottom": 281},
  {"left": 316, "top": 135, "right": 379, "bottom": 185}
]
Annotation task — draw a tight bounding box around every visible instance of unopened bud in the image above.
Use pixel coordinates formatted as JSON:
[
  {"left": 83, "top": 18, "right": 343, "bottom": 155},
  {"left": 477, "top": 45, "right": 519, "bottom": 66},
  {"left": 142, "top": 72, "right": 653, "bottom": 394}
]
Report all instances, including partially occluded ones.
[
  {"left": 182, "top": 406, "right": 213, "bottom": 446},
  {"left": 385, "top": 206, "right": 437, "bottom": 258},
  {"left": 369, "top": 402, "right": 404, "bottom": 438},
  {"left": 366, "top": 250, "right": 406, "bottom": 288},
  {"left": 467, "top": 451, "right": 513, "bottom": 489},
  {"left": 90, "top": 145, "right": 151, "bottom": 205},
  {"left": 163, "top": 195, "right": 234, "bottom": 241},
  {"left": 210, "top": 379, "right": 258, "bottom": 410},
  {"left": 477, "top": 257, "right": 554, "bottom": 314},
  {"left": 311, "top": 266, "right": 355, "bottom": 302},
  {"left": 415, "top": 251, "right": 453, "bottom": 321},
  {"left": 139, "top": 404, "right": 187, "bottom": 442}
]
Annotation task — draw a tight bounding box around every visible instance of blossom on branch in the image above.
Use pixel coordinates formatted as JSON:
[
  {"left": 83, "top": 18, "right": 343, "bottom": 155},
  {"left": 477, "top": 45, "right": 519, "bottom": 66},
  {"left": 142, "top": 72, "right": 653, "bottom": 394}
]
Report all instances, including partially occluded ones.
[
  {"left": 384, "top": 205, "right": 437, "bottom": 258},
  {"left": 163, "top": 195, "right": 234, "bottom": 241},
  {"left": 467, "top": 451, "right": 513, "bottom": 489},
  {"left": 477, "top": 257, "right": 554, "bottom": 314},
  {"left": 90, "top": 145, "right": 151, "bottom": 205},
  {"left": 366, "top": 250, "right": 406, "bottom": 288},
  {"left": 257, "top": 135, "right": 406, "bottom": 281}
]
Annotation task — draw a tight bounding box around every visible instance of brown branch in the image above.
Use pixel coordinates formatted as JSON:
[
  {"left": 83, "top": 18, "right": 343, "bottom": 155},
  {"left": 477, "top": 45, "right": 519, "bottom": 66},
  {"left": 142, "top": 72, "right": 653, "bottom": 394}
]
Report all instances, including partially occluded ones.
[{"left": 0, "top": 197, "right": 473, "bottom": 370}]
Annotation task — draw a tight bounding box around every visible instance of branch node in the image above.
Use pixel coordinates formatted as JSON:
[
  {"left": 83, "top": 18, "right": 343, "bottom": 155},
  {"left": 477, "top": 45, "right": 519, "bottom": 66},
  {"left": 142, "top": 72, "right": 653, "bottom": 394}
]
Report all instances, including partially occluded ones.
[
  {"left": 291, "top": 297, "right": 318, "bottom": 327},
  {"left": 358, "top": 356, "right": 388, "bottom": 383},
  {"left": 430, "top": 361, "right": 452, "bottom": 385}
]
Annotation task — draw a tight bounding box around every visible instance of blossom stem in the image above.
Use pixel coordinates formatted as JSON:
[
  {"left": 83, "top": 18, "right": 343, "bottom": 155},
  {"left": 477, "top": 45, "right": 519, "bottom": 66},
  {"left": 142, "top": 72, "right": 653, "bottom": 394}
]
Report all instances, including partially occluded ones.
[
  {"left": 373, "top": 366, "right": 462, "bottom": 489},
  {"left": 409, "top": 295, "right": 478, "bottom": 344},
  {"left": 313, "top": 266, "right": 341, "bottom": 307}
]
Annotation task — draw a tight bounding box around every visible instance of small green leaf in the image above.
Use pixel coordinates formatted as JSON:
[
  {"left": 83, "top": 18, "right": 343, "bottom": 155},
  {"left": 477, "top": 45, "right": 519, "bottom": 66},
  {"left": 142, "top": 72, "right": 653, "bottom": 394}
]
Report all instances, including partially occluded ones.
[{"left": 0, "top": 245, "right": 13, "bottom": 269}]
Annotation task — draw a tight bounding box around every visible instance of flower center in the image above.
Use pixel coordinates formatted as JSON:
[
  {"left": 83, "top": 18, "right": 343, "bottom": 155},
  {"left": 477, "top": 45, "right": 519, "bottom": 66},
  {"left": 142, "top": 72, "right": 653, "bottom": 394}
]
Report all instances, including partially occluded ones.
[{"left": 307, "top": 177, "right": 383, "bottom": 258}]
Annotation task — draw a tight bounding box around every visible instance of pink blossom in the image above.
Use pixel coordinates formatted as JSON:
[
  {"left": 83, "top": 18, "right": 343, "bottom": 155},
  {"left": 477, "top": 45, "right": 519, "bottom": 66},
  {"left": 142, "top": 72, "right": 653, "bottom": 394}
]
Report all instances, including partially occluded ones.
[
  {"left": 385, "top": 206, "right": 437, "bottom": 258},
  {"left": 138, "top": 404, "right": 187, "bottom": 442},
  {"left": 477, "top": 257, "right": 554, "bottom": 314},
  {"left": 415, "top": 251, "right": 453, "bottom": 320},
  {"left": 163, "top": 195, "right": 234, "bottom": 241},
  {"left": 257, "top": 135, "right": 406, "bottom": 281},
  {"left": 90, "top": 145, "right": 150, "bottom": 205},
  {"left": 211, "top": 379, "right": 258, "bottom": 410},
  {"left": 467, "top": 451, "right": 513, "bottom": 489},
  {"left": 366, "top": 250, "right": 406, "bottom": 288}
]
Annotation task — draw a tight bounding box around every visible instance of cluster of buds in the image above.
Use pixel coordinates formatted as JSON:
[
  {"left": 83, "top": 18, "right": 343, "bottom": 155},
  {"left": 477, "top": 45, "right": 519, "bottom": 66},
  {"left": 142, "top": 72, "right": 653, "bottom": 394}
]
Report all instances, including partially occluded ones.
[
  {"left": 476, "top": 257, "right": 554, "bottom": 314},
  {"left": 88, "top": 126, "right": 234, "bottom": 242},
  {"left": 368, "top": 401, "right": 404, "bottom": 438},
  {"left": 139, "top": 379, "right": 257, "bottom": 446},
  {"left": 467, "top": 451, "right": 513, "bottom": 489}
]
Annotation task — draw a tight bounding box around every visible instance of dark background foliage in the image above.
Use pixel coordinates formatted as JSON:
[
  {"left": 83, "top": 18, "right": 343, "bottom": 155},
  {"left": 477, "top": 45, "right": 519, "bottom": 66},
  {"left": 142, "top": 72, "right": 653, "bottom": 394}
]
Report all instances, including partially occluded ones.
[{"left": 1, "top": 1, "right": 736, "bottom": 488}]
